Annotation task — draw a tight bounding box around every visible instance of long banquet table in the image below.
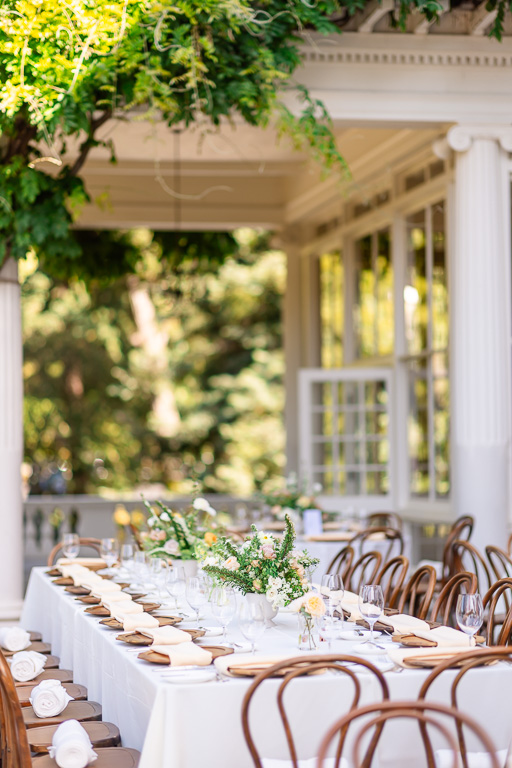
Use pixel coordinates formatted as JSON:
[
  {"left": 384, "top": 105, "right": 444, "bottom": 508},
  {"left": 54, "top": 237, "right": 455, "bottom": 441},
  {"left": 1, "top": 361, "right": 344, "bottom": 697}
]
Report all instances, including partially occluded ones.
[{"left": 21, "top": 567, "right": 512, "bottom": 767}]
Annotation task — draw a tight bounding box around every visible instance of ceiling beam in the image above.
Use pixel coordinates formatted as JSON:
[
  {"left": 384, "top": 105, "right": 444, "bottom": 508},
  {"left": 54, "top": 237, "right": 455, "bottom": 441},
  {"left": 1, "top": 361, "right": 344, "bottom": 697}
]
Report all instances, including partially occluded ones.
[
  {"left": 357, "top": 0, "right": 394, "bottom": 33},
  {"left": 470, "top": 2, "right": 498, "bottom": 35},
  {"left": 413, "top": 0, "right": 450, "bottom": 34}
]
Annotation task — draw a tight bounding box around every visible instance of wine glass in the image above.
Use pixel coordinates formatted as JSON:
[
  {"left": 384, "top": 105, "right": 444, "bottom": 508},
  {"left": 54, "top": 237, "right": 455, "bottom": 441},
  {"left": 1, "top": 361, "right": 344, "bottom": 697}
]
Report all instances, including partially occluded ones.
[
  {"left": 186, "top": 576, "right": 208, "bottom": 627},
  {"left": 358, "top": 584, "right": 385, "bottom": 648},
  {"left": 100, "top": 538, "right": 119, "bottom": 576},
  {"left": 211, "top": 586, "right": 237, "bottom": 645},
  {"left": 61, "top": 533, "right": 80, "bottom": 560},
  {"left": 319, "top": 613, "right": 340, "bottom": 653},
  {"left": 120, "top": 544, "right": 135, "bottom": 575},
  {"left": 131, "top": 551, "right": 149, "bottom": 592},
  {"left": 239, "top": 600, "right": 266, "bottom": 655},
  {"left": 149, "top": 558, "right": 166, "bottom": 601},
  {"left": 321, "top": 574, "right": 345, "bottom": 617},
  {"left": 456, "top": 593, "right": 483, "bottom": 642},
  {"left": 166, "top": 566, "right": 186, "bottom": 613}
]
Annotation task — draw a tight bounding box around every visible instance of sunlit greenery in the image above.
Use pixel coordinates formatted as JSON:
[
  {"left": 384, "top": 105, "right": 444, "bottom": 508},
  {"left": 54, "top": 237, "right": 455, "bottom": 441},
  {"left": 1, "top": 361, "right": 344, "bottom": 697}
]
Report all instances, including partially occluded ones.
[{"left": 22, "top": 229, "right": 285, "bottom": 495}]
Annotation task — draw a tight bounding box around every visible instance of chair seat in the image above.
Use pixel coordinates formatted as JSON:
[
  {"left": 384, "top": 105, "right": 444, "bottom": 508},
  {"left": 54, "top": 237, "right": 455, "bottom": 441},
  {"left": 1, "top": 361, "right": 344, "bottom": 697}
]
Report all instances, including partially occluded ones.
[
  {"left": 24, "top": 700, "right": 102, "bottom": 728},
  {"left": 17, "top": 682, "right": 87, "bottom": 707},
  {"left": 31, "top": 747, "right": 140, "bottom": 767},
  {"left": 28, "top": 721, "right": 120, "bottom": 754},
  {"left": 14, "top": 669, "right": 73, "bottom": 687}
]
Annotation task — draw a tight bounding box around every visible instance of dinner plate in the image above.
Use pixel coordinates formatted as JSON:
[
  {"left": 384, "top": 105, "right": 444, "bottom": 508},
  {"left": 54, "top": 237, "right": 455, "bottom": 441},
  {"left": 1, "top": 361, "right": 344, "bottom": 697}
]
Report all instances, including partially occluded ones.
[
  {"left": 2, "top": 642, "right": 51, "bottom": 657},
  {"left": 138, "top": 645, "right": 233, "bottom": 665},
  {"left": 116, "top": 628, "right": 205, "bottom": 645}
]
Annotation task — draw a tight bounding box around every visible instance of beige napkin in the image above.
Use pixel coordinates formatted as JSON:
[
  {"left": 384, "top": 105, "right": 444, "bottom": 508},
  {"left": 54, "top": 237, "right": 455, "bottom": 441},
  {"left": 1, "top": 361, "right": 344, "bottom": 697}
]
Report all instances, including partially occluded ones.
[
  {"left": 90, "top": 581, "right": 122, "bottom": 595},
  {"left": 72, "top": 573, "right": 103, "bottom": 588},
  {"left": 112, "top": 603, "right": 144, "bottom": 619},
  {"left": 379, "top": 614, "right": 430, "bottom": 634},
  {"left": 214, "top": 653, "right": 294, "bottom": 677},
  {"left": 387, "top": 645, "right": 474, "bottom": 669},
  {"left": 139, "top": 626, "right": 191, "bottom": 645},
  {"left": 122, "top": 614, "right": 159, "bottom": 631},
  {"left": 412, "top": 626, "right": 475, "bottom": 648},
  {"left": 102, "top": 594, "right": 134, "bottom": 611},
  {"left": 56, "top": 557, "right": 106, "bottom": 569},
  {"left": 151, "top": 643, "right": 212, "bottom": 666},
  {"left": 57, "top": 564, "right": 89, "bottom": 579},
  {"left": 338, "top": 590, "right": 362, "bottom": 622}
]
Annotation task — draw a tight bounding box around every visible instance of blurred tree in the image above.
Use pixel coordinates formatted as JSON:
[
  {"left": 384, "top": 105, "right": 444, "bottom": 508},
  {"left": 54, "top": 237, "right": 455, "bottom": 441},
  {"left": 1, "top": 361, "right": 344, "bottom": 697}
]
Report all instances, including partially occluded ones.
[{"left": 22, "top": 229, "right": 285, "bottom": 496}]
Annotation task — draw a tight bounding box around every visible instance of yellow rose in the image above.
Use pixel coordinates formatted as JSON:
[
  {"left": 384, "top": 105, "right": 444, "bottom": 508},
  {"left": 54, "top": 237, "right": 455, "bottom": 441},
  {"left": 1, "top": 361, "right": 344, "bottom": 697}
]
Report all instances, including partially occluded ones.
[
  {"left": 113, "top": 505, "right": 130, "bottom": 527},
  {"left": 304, "top": 593, "right": 326, "bottom": 617},
  {"left": 131, "top": 509, "right": 146, "bottom": 527},
  {"left": 204, "top": 532, "right": 217, "bottom": 546}
]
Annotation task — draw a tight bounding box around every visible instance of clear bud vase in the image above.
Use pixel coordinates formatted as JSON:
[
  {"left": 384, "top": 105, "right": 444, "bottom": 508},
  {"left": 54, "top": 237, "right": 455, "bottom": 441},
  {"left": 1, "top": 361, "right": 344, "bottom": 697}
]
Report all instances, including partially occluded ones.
[{"left": 297, "top": 612, "right": 316, "bottom": 651}]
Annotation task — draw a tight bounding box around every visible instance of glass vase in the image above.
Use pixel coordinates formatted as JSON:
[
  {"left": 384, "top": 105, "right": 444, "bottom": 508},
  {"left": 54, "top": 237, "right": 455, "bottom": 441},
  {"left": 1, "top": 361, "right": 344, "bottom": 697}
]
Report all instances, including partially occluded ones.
[{"left": 297, "top": 611, "right": 316, "bottom": 651}]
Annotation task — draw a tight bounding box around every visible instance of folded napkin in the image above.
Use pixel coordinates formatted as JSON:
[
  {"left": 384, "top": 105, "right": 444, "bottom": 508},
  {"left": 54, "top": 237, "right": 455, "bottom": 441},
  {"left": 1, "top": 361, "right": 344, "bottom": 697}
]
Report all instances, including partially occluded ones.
[
  {"left": 387, "top": 646, "right": 475, "bottom": 669},
  {"left": 9, "top": 650, "right": 47, "bottom": 682},
  {"left": 57, "top": 557, "right": 106, "bottom": 569},
  {"left": 72, "top": 574, "right": 103, "bottom": 588},
  {"left": 0, "top": 626, "right": 31, "bottom": 652},
  {"left": 379, "top": 614, "right": 430, "bottom": 635},
  {"left": 435, "top": 750, "right": 507, "bottom": 768},
  {"left": 214, "top": 653, "right": 294, "bottom": 677},
  {"left": 122, "top": 614, "right": 159, "bottom": 632},
  {"left": 101, "top": 594, "right": 134, "bottom": 612},
  {"left": 150, "top": 643, "right": 212, "bottom": 667},
  {"left": 413, "top": 626, "right": 475, "bottom": 648},
  {"left": 111, "top": 602, "right": 144, "bottom": 619},
  {"left": 338, "top": 591, "right": 362, "bottom": 622},
  {"left": 57, "top": 565, "right": 90, "bottom": 579},
  {"left": 48, "top": 719, "right": 98, "bottom": 768},
  {"left": 139, "top": 626, "right": 191, "bottom": 645},
  {"left": 89, "top": 581, "right": 122, "bottom": 595},
  {"left": 30, "top": 679, "right": 74, "bottom": 718}
]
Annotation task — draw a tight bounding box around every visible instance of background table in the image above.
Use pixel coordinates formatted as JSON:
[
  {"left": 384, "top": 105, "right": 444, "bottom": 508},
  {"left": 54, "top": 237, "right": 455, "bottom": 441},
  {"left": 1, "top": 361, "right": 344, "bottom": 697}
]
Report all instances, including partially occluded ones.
[{"left": 21, "top": 567, "right": 512, "bottom": 767}]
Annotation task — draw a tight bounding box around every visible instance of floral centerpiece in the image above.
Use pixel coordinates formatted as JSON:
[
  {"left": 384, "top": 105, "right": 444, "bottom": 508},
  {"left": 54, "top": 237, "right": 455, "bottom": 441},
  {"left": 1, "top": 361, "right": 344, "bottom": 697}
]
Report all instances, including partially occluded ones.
[
  {"left": 200, "top": 514, "right": 318, "bottom": 611},
  {"left": 260, "top": 472, "right": 322, "bottom": 520},
  {"left": 139, "top": 497, "right": 219, "bottom": 562}
]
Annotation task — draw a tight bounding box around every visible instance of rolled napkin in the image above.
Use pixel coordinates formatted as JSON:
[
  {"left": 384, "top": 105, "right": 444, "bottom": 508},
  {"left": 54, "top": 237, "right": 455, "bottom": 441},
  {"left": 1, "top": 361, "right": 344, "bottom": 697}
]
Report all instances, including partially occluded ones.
[
  {"left": 112, "top": 602, "right": 144, "bottom": 618},
  {"left": 139, "top": 626, "right": 191, "bottom": 645},
  {"left": 412, "top": 626, "right": 475, "bottom": 648},
  {"left": 387, "top": 645, "right": 476, "bottom": 669},
  {"left": 151, "top": 642, "right": 212, "bottom": 667},
  {"left": 48, "top": 719, "right": 98, "bottom": 768},
  {"left": 9, "top": 650, "right": 47, "bottom": 682},
  {"left": 378, "top": 614, "right": 430, "bottom": 635},
  {"left": 30, "top": 679, "right": 74, "bottom": 718},
  {"left": 0, "top": 626, "right": 31, "bottom": 652},
  {"left": 122, "top": 613, "right": 159, "bottom": 632}
]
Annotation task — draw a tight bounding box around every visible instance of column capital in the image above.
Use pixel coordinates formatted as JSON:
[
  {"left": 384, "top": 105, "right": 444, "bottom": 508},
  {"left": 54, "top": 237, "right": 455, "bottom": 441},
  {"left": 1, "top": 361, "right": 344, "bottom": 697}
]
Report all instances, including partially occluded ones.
[{"left": 447, "top": 124, "right": 512, "bottom": 153}]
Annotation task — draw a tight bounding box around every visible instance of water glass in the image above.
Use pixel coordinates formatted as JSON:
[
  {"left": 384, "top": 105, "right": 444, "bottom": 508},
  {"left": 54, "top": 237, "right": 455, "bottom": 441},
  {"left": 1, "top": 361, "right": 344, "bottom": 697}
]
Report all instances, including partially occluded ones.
[
  {"left": 319, "top": 613, "right": 340, "bottom": 653},
  {"left": 62, "top": 533, "right": 80, "bottom": 559},
  {"left": 239, "top": 600, "right": 266, "bottom": 654},
  {"left": 120, "top": 544, "right": 135, "bottom": 573},
  {"left": 166, "top": 566, "right": 186, "bottom": 612},
  {"left": 358, "top": 584, "right": 384, "bottom": 647},
  {"left": 186, "top": 576, "right": 208, "bottom": 627},
  {"left": 132, "top": 551, "right": 149, "bottom": 591},
  {"left": 149, "top": 558, "right": 166, "bottom": 600},
  {"left": 100, "top": 538, "right": 119, "bottom": 574},
  {"left": 456, "top": 593, "right": 483, "bottom": 640},
  {"left": 321, "top": 574, "right": 345, "bottom": 617},
  {"left": 211, "top": 587, "right": 237, "bottom": 645}
]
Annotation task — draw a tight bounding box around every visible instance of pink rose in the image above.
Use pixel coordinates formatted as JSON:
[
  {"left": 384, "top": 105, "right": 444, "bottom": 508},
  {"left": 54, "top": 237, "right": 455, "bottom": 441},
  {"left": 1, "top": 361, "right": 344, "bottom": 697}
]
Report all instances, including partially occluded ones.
[
  {"left": 150, "top": 529, "right": 166, "bottom": 541},
  {"left": 223, "top": 556, "right": 240, "bottom": 571},
  {"left": 261, "top": 544, "right": 276, "bottom": 560}
]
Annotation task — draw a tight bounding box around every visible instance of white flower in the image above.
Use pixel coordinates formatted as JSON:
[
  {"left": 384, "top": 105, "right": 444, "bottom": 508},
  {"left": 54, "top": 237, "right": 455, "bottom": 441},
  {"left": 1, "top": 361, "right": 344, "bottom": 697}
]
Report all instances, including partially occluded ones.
[
  {"left": 147, "top": 516, "right": 158, "bottom": 528},
  {"left": 312, "top": 482, "right": 323, "bottom": 494},
  {"left": 202, "top": 556, "right": 218, "bottom": 568},
  {"left": 160, "top": 512, "right": 171, "bottom": 522},
  {"left": 257, "top": 532, "right": 272, "bottom": 543},
  {"left": 223, "top": 556, "right": 240, "bottom": 571},
  {"left": 163, "top": 540, "right": 180, "bottom": 556},
  {"left": 193, "top": 497, "right": 217, "bottom": 516}
]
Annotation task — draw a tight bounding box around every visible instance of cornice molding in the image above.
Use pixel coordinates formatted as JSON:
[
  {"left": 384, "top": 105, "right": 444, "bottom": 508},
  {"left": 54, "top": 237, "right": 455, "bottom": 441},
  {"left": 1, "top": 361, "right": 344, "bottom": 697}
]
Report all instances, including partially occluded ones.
[{"left": 302, "top": 46, "right": 512, "bottom": 68}]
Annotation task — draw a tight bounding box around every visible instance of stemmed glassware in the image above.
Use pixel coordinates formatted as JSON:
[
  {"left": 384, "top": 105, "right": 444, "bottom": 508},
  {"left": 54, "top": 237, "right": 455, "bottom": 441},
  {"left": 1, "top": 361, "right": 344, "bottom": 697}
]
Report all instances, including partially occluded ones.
[
  {"left": 61, "top": 533, "right": 80, "bottom": 559},
  {"left": 211, "top": 586, "right": 237, "bottom": 645},
  {"left": 186, "top": 576, "right": 208, "bottom": 627},
  {"left": 321, "top": 574, "right": 345, "bottom": 617},
  {"left": 119, "top": 544, "right": 135, "bottom": 576},
  {"left": 149, "top": 558, "right": 167, "bottom": 602},
  {"left": 319, "top": 613, "right": 340, "bottom": 653},
  {"left": 239, "top": 600, "right": 266, "bottom": 655},
  {"left": 131, "top": 551, "right": 149, "bottom": 592},
  {"left": 358, "top": 584, "right": 385, "bottom": 648},
  {"left": 100, "top": 538, "right": 119, "bottom": 576},
  {"left": 456, "top": 593, "right": 483, "bottom": 642},
  {"left": 165, "top": 566, "right": 186, "bottom": 613}
]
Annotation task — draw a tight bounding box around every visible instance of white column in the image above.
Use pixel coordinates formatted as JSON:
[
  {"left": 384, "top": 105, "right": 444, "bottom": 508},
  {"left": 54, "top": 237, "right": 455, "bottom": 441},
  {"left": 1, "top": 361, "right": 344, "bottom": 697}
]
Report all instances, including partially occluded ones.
[
  {"left": 283, "top": 242, "right": 302, "bottom": 474},
  {"left": 448, "top": 125, "right": 512, "bottom": 552},
  {"left": 0, "top": 258, "right": 24, "bottom": 618}
]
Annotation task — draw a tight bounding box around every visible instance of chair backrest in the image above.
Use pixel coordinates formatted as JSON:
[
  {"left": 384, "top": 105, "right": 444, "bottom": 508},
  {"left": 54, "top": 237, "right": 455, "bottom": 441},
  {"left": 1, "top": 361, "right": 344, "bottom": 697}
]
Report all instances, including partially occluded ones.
[
  {"left": 483, "top": 578, "right": 512, "bottom": 645},
  {"left": 0, "top": 650, "right": 32, "bottom": 768},
  {"left": 241, "top": 655, "right": 389, "bottom": 768},
  {"left": 374, "top": 555, "right": 409, "bottom": 609},
  {"left": 418, "top": 647, "right": 512, "bottom": 768},
  {"left": 367, "top": 512, "right": 403, "bottom": 531},
  {"left": 47, "top": 536, "right": 103, "bottom": 566},
  {"left": 442, "top": 516, "right": 474, "bottom": 581},
  {"left": 346, "top": 551, "right": 382, "bottom": 594},
  {"left": 486, "top": 545, "right": 512, "bottom": 582},
  {"left": 317, "top": 699, "right": 500, "bottom": 768},
  {"left": 451, "top": 540, "right": 492, "bottom": 595},
  {"left": 350, "top": 527, "right": 404, "bottom": 564},
  {"left": 430, "top": 571, "right": 478, "bottom": 628},
  {"left": 398, "top": 565, "right": 437, "bottom": 620},
  {"left": 326, "top": 545, "right": 355, "bottom": 579}
]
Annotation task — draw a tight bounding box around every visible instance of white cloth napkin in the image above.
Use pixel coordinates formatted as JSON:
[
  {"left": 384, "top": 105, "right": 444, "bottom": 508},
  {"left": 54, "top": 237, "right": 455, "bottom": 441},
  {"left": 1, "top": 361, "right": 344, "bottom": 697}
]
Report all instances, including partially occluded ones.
[
  {"left": 57, "top": 557, "right": 106, "bottom": 569},
  {"left": 101, "top": 594, "right": 134, "bottom": 611},
  {"left": 9, "top": 650, "right": 47, "bottom": 682},
  {"left": 150, "top": 643, "right": 212, "bottom": 666},
  {"left": 112, "top": 603, "right": 144, "bottom": 619},
  {"left": 338, "top": 590, "right": 362, "bottom": 622},
  {"left": 48, "top": 719, "right": 98, "bottom": 768},
  {"left": 379, "top": 614, "right": 430, "bottom": 634},
  {"left": 139, "top": 626, "right": 191, "bottom": 645},
  {"left": 73, "top": 574, "right": 103, "bottom": 589},
  {"left": 89, "top": 581, "right": 122, "bottom": 595},
  {"left": 435, "top": 749, "right": 507, "bottom": 768},
  {"left": 0, "top": 626, "right": 31, "bottom": 652},
  {"left": 30, "top": 679, "right": 74, "bottom": 718},
  {"left": 57, "top": 565, "right": 90, "bottom": 579},
  {"left": 122, "top": 614, "right": 160, "bottom": 632},
  {"left": 413, "top": 626, "right": 475, "bottom": 648}
]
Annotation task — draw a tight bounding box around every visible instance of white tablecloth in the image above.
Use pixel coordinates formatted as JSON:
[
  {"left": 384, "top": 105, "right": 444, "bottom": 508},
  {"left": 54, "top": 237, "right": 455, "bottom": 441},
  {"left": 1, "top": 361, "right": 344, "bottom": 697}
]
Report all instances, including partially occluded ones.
[{"left": 21, "top": 568, "right": 512, "bottom": 767}]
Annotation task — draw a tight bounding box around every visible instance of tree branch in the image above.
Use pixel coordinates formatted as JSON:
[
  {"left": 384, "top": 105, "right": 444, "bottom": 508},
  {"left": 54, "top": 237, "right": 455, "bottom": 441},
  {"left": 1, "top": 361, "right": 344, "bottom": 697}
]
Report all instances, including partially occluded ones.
[{"left": 69, "top": 110, "right": 112, "bottom": 176}]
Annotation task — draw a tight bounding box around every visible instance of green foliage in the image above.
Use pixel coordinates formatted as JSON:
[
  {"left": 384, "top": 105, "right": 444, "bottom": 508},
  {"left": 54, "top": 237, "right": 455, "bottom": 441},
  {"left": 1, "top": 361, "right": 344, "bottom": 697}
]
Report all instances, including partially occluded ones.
[{"left": 22, "top": 228, "right": 285, "bottom": 495}]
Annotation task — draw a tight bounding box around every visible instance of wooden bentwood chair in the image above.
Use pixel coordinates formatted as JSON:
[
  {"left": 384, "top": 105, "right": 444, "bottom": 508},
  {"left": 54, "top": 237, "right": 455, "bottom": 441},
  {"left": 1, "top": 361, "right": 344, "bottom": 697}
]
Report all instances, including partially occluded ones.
[
  {"left": 374, "top": 555, "right": 409, "bottom": 609},
  {"left": 47, "top": 537, "right": 103, "bottom": 566},
  {"left": 397, "top": 565, "right": 437, "bottom": 620},
  {"left": 241, "top": 655, "right": 389, "bottom": 768},
  {"left": 429, "top": 571, "right": 478, "bottom": 628}
]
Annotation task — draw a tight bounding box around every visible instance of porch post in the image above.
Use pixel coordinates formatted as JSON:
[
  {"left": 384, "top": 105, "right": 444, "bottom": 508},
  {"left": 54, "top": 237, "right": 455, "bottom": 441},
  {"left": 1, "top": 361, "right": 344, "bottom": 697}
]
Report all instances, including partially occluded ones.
[
  {"left": 0, "top": 257, "right": 24, "bottom": 618},
  {"left": 283, "top": 240, "right": 302, "bottom": 474},
  {"left": 448, "top": 125, "right": 512, "bottom": 551}
]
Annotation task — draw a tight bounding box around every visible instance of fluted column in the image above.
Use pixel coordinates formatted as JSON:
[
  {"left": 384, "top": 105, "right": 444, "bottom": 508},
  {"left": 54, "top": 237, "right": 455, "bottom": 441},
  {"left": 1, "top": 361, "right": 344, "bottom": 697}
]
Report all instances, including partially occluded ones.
[
  {"left": 0, "top": 258, "right": 24, "bottom": 618},
  {"left": 448, "top": 125, "right": 512, "bottom": 551}
]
